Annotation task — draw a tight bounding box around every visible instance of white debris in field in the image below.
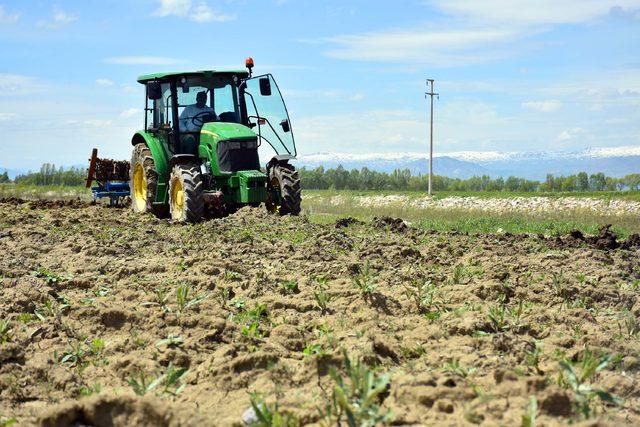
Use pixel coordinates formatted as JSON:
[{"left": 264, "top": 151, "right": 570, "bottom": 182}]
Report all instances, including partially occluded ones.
[{"left": 335, "top": 195, "right": 640, "bottom": 215}]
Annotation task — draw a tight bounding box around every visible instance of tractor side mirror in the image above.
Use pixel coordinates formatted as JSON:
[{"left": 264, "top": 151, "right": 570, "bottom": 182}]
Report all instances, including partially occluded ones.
[
  {"left": 279, "top": 119, "right": 290, "bottom": 133},
  {"left": 147, "top": 82, "right": 162, "bottom": 100},
  {"left": 259, "top": 77, "right": 272, "bottom": 96}
]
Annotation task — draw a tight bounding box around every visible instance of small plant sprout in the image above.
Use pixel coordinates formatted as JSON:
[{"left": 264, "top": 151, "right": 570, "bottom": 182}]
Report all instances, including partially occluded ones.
[
  {"left": 128, "top": 363, "right": 188, "bottom": 396},
  {"left": 248, "top": 394, "right": 298, "bottom": 427},
  {"left": 33, "top": 267, "right": 65, "bottom": 285},
  {"left": 403, "top": 277, "right": 439, "bottom": 314},
  {"left": 441, "top": 358, "right": 476, "bottom": 378},
  {"left": 314, "top": 288, "right": 332, "bottom": 313},
  {"left": 320, "top": 350, "right": 390, "bottom": 426},
  {"left": 487, "top": 304, "right": 509, "bottom": 333},
  {"left": 156, "top": 334, "right": 183, "bottom": 348},
  {"left": 175, "top": 283, "right": 208, "bottom": 315},
  {"left": 558, "top": 350, "right": 621, "bottom": 418},
  {"left": 279, "top": 280, "right": 299, "bottom": 295},
  {"left": 0, "top": 319, "right": 11, "bottom": 344},
  {"left": 524, "top": 339, "right": 544, "bottom": 375},
  {"left": 521, "top": 396, "right": 538, "bottom": 427},
  {"left": 352, "top": 260, "right": 377, "bottom": 296}
]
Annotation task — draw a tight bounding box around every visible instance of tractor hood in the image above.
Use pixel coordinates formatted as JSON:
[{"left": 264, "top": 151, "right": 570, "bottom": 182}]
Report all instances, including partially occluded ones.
[{"left": 200, "top": 122, "right": 256, "bottom": 141}]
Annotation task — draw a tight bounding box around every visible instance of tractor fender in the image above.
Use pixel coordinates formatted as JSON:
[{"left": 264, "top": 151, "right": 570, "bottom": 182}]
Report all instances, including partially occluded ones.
[
  {"left": 169, "top": 154, "right": 199, "bottom": 169},
  {"left": 266, "top": 155, "right": 295, "bottom": 171},
  {"left": 131, "top": 131, "right": 168, "bottom": 177}
]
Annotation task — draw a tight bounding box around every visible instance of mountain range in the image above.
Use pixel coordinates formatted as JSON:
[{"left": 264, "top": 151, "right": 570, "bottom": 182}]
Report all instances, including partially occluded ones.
[
  {"left": 1, "top": 146, "right": 638, "bottom": 181},
  {"left": 295, "top": 146, "right": 640, "bottom": 180}
]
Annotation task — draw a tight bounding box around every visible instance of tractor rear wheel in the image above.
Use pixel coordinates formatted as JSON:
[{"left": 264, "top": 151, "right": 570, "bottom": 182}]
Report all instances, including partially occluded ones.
[
  {"left": 267, "top": 163, "right": 301, "bottom": 216},
  {"left": 130, "top": 144, "right": 167, "bottom": 217},
  {"left": 169, "top": 164, "right": 204, "bottom": 223}
]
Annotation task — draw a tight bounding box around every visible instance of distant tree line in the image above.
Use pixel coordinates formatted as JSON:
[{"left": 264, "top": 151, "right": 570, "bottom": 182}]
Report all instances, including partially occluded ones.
[
  {"left": 3, "top": 163, "right": 639, "bottom": 192},
  {"left": 300, "top": 166, "right": 640, "bottom": 192},
  {"left": 11, "top": 163, "right": 86, "bottom": 186}
]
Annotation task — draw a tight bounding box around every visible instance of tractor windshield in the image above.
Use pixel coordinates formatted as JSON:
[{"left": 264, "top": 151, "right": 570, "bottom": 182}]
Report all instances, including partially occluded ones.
[
  {"left": 244, "top": 74, "right": 296, "bottom": 157},
  {"left": 176, "top": 75, "right": 241, "bottom": 132}
]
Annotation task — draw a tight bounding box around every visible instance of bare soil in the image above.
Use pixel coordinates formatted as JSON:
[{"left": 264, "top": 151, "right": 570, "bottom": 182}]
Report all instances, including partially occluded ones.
[{"left": 0, "top": 199, "right": 639, "bottom": 426}]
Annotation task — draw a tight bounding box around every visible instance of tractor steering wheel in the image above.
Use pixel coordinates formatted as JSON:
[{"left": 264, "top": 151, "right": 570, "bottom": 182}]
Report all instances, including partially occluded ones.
[{"left": 191, "top": 111, "right": 216, "bottom": 127}]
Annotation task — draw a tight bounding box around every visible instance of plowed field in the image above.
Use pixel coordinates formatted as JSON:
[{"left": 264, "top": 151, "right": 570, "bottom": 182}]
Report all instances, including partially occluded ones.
[{"left": 0, "top": 199, "right": 639, "bottom": 426}]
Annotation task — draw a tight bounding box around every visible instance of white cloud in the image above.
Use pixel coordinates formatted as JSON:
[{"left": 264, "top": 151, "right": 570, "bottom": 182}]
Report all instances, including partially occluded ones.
[
  {"left": 95, "top": 79, "right": 114, "bottom": 87},
  {"left": 556, "top": 127, "right": 585, "bottom": 142},
  {"left": 36, "top": 7, "right": 78, "bottom": 29},
  {"left": 190, "top": 2, "right": 235, "bottom": 22},
  {"left": 84, "top": 119, "right": 113, "bottom": 127},
  {"left": 324, "top": 28, "right": 516, "bottom": 63},
  {"left": 0, "top": 5, "right": 20, "bottom": 23},
  {"left": 103, "top": 56, "right": 182, "bottom": 65},
  {"left": 521, "top": 100, "right": 563, "bottom": 112},
  {"left": 122, "top": 85, "right": 139, "bottom": 94},
  {"left": 119, "top": 108, "right": 141, "bottom": 119},
  {"left": 0, "top": 74, "right": 42, "bottom": 96},
  {"left": 153, "top": 0, "right": 235, "bottom": 23},
  {"left": 153, "top": 0, "right": 191, "bottom": 17},
  {"left": 430, "top": 0, "right": 640, "bottom": 25},
  {"left": 0, "top": 113, "right": 19, "bottom": 122}
]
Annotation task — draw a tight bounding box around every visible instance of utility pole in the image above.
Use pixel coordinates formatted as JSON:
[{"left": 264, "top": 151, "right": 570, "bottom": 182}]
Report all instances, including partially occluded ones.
[{"left": 425, "top": 79, "right": 438, "bottom": 196}]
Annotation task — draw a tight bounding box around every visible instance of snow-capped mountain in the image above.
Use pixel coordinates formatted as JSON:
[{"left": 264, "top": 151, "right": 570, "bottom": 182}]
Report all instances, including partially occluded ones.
[{"left": 295, "top": 146, "right": 640, "bottom": 179}]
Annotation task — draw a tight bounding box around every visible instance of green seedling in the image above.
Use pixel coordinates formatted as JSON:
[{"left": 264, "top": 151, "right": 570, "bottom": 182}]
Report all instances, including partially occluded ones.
[
  {"left": 0, "top": 319, "right": 11, "bottom": 344},
  {"left": 403, "top": 277, "right": 439, "bottom": 314},
  {"left": 248, "top": 394, "right": 299, "bottom": 427},
  {"left": 33, "top": 267, "right": 65, "bottom": 285},
  {"left": 319, "top": 350, "right": 390, "bottom": 426},
  {"left": 279, "top": 280, "right": 299, "bottom": 295},
  {"left": 441, "top": 358, "right": 476, "bottom": 378},
  {"left": 314, "top": 289, "right": 332, "bottom": 313},
  {"left": 352, "top": 260, "right": 377, "bottom": 296},
  {"left": 175, "top": 284, "right": 208, "bottom": 315},
  {"left": 521, "top": 396, "right": 537, "bottom": 427},
  {"left": 524, "top": 339, "right": 544, "bottom": 375},
  {"left": 558, "top": 350, "right": 621, "bottom": 418},
  {"left": 156, "top": 334, "right": 183, "bottom": 348}
]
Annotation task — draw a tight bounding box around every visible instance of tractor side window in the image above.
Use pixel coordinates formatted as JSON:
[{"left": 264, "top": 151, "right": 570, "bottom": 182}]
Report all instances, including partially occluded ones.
[{"left": 155, "top": 83, "right": 172, "bottom": 128}]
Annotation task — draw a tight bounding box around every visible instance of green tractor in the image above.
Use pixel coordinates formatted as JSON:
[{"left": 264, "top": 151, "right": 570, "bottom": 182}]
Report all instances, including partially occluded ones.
[{"left": 129, "top": 58, "right": 301, "bottom": 222}]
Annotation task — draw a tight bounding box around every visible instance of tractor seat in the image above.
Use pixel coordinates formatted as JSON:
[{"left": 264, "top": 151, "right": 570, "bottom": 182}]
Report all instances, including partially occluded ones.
[{"left": 218, "top": 111, "right": 239, "bottom": 123}]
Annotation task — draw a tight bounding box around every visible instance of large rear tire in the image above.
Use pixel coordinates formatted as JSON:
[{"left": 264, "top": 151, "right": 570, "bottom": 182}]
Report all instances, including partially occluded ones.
[
  {"left": 169, "top": 164, "right": 204, "bottom": 223},
  {"left": 266, "top": 163, "right": 301, "bottom": 216},
  {"left": 130, "top": 144, "right": 167, "bottom": 218}
]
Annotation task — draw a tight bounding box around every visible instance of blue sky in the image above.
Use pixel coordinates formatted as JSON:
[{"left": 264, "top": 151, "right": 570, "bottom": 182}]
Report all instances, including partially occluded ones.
[{"left": 1, "top": 0, "right": 640, "bottom": 170}]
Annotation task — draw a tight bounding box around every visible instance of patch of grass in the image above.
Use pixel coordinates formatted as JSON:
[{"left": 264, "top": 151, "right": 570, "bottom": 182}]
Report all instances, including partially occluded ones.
[{"left": 304, "top": 190, "right": 640, "bottom": 236}]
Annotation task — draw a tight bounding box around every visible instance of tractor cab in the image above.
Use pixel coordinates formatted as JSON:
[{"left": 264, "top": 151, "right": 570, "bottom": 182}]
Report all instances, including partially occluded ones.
[{"left": 129, "top": 59, "right": 301, "bottom": 222}]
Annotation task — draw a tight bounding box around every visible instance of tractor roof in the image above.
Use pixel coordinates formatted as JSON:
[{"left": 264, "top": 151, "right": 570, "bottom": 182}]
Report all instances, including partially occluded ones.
[{"left": 137, "top": 70, "right": 249, "bottom": 84}]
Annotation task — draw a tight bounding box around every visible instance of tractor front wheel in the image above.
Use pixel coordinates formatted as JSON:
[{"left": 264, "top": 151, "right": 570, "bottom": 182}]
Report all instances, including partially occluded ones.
[
  {"left": 130, "top": 144, "right": 167, "bottom": 218},
  {"left": 266, "top": 163, "right": 301, "bottom": 215},
  {"left": 169, "top": 164, "right": 204, "bottom": 223}
]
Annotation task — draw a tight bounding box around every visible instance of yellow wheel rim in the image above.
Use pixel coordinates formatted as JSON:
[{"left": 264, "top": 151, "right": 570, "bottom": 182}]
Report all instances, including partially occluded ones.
[
  {"left": 171, "top": 176, "right": 185, "bottom": 220},
  {"left": 133, "top": 163, "right": 147, "bottom": 211},
  {"left": 267, "top": 177, "right": 280, "bottom": 214}
]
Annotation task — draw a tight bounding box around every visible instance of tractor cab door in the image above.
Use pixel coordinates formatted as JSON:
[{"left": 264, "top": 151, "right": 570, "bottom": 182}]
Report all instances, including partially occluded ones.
[{"left": 243, "top": 74, "right": 296, "bottom": 158}]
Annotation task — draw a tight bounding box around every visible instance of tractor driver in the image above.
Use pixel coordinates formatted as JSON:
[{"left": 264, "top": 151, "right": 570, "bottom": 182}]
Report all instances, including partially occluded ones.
[{"left": 179, "top": 91, "right": 217, "bottom": 132}]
